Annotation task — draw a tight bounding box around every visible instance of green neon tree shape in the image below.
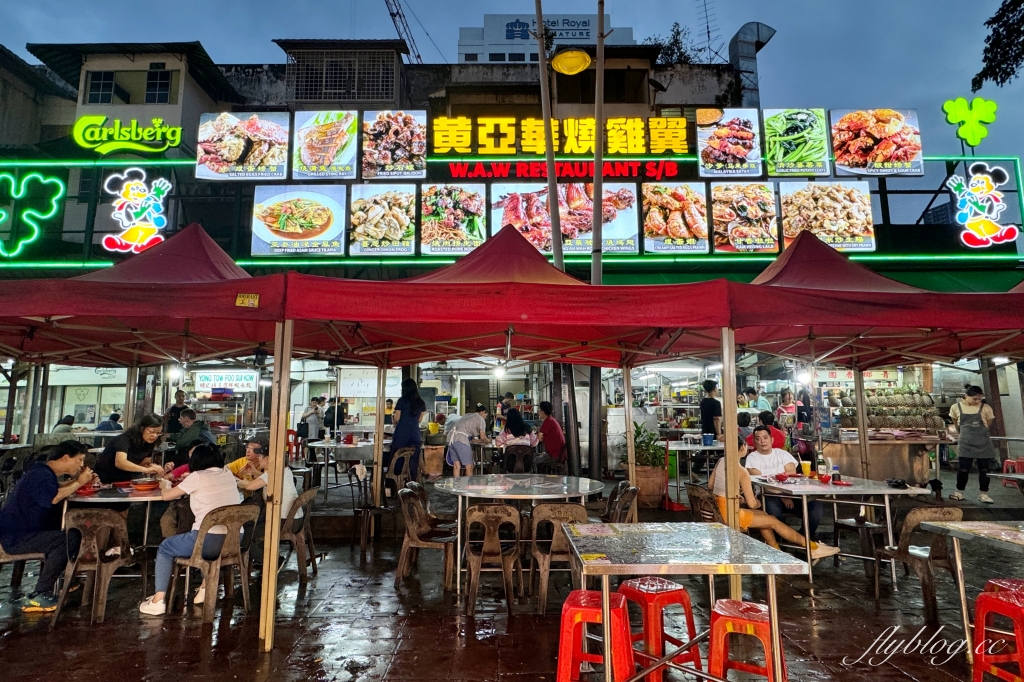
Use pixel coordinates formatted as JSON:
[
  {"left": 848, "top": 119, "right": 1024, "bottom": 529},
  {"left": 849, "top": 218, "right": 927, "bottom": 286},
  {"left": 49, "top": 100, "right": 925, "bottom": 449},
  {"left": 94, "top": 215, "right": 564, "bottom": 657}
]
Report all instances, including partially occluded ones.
[
  {"left": 0, "top": 173, "right": 66, "bottom": 258},
  {"left": 942, "top": 97, "right": 998, "bottom": 147}
]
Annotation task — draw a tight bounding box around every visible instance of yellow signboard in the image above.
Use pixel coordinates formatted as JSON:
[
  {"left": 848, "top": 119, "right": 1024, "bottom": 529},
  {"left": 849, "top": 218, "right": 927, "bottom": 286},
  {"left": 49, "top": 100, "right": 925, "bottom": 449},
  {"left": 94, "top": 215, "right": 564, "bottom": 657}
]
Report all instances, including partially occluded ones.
[{"left": 234, "top": 293, "right": 260, "bottom": 308}]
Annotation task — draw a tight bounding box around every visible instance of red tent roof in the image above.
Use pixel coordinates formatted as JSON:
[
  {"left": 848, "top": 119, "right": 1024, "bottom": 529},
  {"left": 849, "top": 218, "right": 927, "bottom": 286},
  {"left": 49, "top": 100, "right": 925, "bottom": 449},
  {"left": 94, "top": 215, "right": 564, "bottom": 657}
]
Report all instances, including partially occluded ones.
[
  {"left": 75, "top": 223, "right": 250, "bottom": 283},
  {"left": 406, "top": 225, "right": 584, "bottom": 286},
  {"left": 751, "top": 231, "right": 922, "bottom": 292}
]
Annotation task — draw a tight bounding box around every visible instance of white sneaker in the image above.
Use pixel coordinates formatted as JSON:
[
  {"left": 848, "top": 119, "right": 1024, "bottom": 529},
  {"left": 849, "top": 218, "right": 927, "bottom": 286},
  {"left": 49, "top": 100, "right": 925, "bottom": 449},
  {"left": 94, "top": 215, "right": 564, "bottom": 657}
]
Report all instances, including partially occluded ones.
[
  {"left": 980, "top": 493, "right": 994, "bottom": 504},
  {"left": 138, "top": 597, "right": 166, "bottom": 616},
  {"left": 949, "top": 491, "right": 965, "bottom": 501},
  {"left": 810, "top": 544, "right": 841, "bottom": 560},
  {"left": 193, "top": 585, "right": 206, "bottom": 605}
]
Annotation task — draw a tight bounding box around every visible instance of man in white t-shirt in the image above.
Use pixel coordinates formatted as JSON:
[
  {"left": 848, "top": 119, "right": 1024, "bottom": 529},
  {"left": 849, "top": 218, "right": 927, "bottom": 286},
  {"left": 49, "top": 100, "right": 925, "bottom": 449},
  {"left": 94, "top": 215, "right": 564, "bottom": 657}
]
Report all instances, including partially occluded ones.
[{"left": 745, "top": 426, "right": 823, "bottom": 541}]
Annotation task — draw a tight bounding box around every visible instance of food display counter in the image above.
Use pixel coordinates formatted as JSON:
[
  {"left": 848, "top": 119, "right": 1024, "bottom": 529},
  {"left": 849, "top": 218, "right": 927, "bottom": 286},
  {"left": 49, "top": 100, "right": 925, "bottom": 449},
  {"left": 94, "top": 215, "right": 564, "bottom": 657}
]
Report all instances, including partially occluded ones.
[{"left": 798, "top": 435, "right": 944, "bottom": 487}]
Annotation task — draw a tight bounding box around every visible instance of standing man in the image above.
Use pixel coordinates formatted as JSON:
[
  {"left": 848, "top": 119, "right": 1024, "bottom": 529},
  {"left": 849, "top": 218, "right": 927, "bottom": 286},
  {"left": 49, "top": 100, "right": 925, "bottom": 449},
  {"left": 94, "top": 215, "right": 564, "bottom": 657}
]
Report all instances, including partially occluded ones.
[
  {"left": 745, "top": 387, "right": 772, "bottom": 412},
  {"left": 949, "top": 385, "right": 998, "bottom": 504},
  {"left": 447, "top": 404, "right": 489, "bottom": 477},
  {"left": 0, "top": 440, "right": 93, "bottom": 612},
  {"left": 164, "top": 390, "right": 188, "bottom": 435},
  {"left": 746, "top": 426, "right": 823, "bottom": 541},
  {"left": 536, "top": 401, "right": 566, "bottom": 463},
  {"left": 699, "top": 380, "right": 723, "bottom": 440},
  {"left": 494, "top": 392, "right": 514, "bottom": 435}
]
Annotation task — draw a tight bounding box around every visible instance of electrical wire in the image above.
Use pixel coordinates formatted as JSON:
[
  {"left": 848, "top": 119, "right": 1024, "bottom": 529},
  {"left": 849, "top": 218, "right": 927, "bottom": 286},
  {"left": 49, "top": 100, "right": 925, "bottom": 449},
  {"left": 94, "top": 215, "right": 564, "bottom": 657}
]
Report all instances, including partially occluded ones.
[{"left": 403, "top": 0, "right": 448, "bottom": 64}]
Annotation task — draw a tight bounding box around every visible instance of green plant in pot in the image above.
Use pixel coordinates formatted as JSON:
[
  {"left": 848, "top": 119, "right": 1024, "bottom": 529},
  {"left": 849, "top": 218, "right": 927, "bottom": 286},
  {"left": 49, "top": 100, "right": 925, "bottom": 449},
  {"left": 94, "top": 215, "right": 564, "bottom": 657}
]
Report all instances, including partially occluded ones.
[{"left": 621, "top": 421, "right": 666, "bottom": 507}]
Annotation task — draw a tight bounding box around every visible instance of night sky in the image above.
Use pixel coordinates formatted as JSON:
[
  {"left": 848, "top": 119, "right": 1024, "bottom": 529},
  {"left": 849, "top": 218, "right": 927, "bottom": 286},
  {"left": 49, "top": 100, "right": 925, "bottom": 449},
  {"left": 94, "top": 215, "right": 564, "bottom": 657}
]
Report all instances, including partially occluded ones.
[{"left": 2, "top": 0, "right": 1020, "bottom": 164}]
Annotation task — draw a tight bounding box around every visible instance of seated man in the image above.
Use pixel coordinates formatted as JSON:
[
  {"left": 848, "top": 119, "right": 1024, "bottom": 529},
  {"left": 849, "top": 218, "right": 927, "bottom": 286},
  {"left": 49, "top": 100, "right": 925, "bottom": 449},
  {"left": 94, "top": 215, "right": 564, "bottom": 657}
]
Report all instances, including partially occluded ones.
[
  {"left": 745, "top": 426, "right": 823, "bottom": 541},
  {"left": 745, "top": 411, "right": 787, "bottom": 449},
  {"left": 0, "top": 440, "right": 93, "bottom": 612},
  {"left": 95, "top": 413, "right": 123, "bottom": 432},
  {"left": 227, "top": 439, "right": 265, "bottom": 481},
  {"left": 172, "top": 409, "right": 216, "bottom": 451},
  {"left": 536, "top": 401, "right": 566, "bottom": 463}
]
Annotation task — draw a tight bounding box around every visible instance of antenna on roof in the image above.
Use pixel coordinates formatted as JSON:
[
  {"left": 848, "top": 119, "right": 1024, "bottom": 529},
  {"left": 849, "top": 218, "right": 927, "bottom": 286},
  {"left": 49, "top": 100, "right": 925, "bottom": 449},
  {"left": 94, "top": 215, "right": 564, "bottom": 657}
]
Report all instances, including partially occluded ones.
[
  {"left": 383, "top": 0, "right": 423, "bottom": 64},
  {"left": 694, "top": 0, "right": 726, "bottom": 63}
]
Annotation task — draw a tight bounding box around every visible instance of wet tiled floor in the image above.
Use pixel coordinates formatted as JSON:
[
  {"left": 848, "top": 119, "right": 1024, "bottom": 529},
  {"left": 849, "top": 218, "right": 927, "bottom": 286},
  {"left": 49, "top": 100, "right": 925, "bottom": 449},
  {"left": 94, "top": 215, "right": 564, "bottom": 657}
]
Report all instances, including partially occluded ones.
[{"left": 0, "top": 478, "right": 1020, "bottom": 681}]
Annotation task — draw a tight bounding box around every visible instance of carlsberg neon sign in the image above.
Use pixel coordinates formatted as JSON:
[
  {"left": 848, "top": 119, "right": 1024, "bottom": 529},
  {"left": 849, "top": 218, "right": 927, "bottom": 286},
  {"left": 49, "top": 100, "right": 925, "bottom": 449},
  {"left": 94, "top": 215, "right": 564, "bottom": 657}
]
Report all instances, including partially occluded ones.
[{"left": 73, "top": 116, "right": 182, "bottom": 155}]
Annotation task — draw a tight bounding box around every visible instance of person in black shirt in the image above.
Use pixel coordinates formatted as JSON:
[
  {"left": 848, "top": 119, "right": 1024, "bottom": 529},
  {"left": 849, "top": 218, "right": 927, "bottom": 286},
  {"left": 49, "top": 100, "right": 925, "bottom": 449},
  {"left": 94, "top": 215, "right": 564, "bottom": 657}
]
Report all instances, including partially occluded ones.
[
  {"left": 164, "top": 390, "right": 187, "bottom": 434},
  {"left": 95, "top": 414, "right": 165, "bottom": 484},
  {"left": 700, "top": 379, "right": 723, "bottom": 439}
]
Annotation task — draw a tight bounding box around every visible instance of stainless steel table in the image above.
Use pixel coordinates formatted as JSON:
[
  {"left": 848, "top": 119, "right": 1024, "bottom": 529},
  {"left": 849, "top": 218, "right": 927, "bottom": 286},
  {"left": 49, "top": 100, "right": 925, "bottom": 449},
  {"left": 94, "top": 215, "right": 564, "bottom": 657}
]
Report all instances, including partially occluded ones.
[
  {"left": 752, "top": 475, "right": 928, "bottom": 585},
  {"left": 563, "top": 521, "right": 807, "bottom": 682},
  {"left": 667, "top": 440, "right": 724, "bottom": 502},
  {"left": 434, "top": 474, "right": 604, "bottom": 594},
  {"left": 920, "top": 520, "right": 1024, "bottom": 667},
  {"left": 306, "top": 439, "right": 390, "bottom": 501}
]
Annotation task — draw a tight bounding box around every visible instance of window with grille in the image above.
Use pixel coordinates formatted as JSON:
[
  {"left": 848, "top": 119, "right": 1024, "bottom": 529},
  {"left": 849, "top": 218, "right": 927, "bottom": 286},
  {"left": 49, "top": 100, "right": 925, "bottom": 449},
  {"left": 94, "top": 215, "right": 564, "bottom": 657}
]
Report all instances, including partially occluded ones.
[
  {"left": 508, "top": 53, "right": 525, "bottom": 62},
  {"left": 145, "top": 70, "right": 172, "bottom": 103},
  {"left": 285, "top": 50, "right": 396, "bottom": 102},
  {"left": 87, "top": 71, "right": 114, "bottom": 104},
  {"left": 463, "top": 53, "right": 479, "bottom": 62}
]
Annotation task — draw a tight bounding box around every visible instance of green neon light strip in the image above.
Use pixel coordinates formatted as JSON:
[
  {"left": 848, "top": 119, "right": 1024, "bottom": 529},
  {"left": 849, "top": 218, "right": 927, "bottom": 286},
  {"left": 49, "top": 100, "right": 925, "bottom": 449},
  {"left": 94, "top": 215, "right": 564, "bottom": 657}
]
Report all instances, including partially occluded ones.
[
  {"left": 0, "top": 261, "right": 112, "bottom": 269},
  {"left": 0, "top": 159, "right": 196, "bottom": 168}
]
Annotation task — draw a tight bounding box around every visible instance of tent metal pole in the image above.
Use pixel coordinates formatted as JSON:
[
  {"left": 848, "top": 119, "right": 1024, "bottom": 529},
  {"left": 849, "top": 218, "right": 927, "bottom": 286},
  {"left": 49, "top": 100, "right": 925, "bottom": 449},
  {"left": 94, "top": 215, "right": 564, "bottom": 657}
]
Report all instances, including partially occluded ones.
[
  {"left": 37, "top": 364, "right": 49, "bottom": 435},
  {"left": 373, "top": 362, "right": 387, "bottom": 509},
  {"left": 854, "top": 364, "right": 871, "bottom": 479},
  {"left": 720, "top": 327, "right": 742, "bottom": 601},
  {"left": 259, "top": 319, "right": 293, "bottom": 653},
  {"left": 124, "top": 363, "right": 139, "bottom": 427}
]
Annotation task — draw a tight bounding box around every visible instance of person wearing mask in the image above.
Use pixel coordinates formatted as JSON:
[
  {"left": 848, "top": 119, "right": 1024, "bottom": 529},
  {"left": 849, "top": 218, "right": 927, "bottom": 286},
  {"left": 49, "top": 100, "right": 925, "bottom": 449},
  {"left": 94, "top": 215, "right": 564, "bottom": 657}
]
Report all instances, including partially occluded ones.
[
  {"left": 746, "top": 426, "right": 823, "bottom": 542},
  {"left": 138, "top": 444, "right": 243, "bottom": 615},
  {"left": 708, "top": 437, "right": 839, "bottom": 559},
  {"left": 745, "top": 387, "right": 772, "bottom": 412},
  {"left": 384, "top": 399, "right": 395, "bottom": 426},
  {"left": 300, "top": 397, "right": 321, "bottom": 442},
  {"left": 700, "top": 380, "right": 723, "bottom": 440},
  {"left": 95, "top": 414, "right": 165, "bottom": 484},
  {"left": 536, "top": 401, "right": 566, "bottom": 463},
  {"left": 172, "top": 409, "right": 216, "bottom": 452},
  {"left": 51, "top": 415, "right": 75, "bottom": 433},
  {"left": 447, "top": 404, "right": 488, "bottom": 477},
  {"left": 389, "top": 379, "right": 426, "bottom": 482},
  {"left": 0, "top": 440, "right": 93, "bottom": 612},
  {"left": 949, "top": 385, "right": 998, "bottom": 504},
  {"left": 95, "top": 413, "right": 123, "bottom": 432},
  {"left": 164, "top": 391, "right": 188, "bottom": 435},
  {"left": 494, "top": 392, "right": 515, "bottom": 435},
  {"left": 745, "top": 412, "right": 787, "bottom": 449}
]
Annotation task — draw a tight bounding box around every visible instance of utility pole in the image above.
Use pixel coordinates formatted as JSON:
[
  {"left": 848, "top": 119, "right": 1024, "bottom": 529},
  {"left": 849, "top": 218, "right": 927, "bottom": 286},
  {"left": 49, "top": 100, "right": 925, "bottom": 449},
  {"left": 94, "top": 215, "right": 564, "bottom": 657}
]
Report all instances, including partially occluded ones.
[
  {"left": 534, "top": 0, "right": 563, "bottom": 271},
  {"left": 587, "top": 2, "right": 606, "bottom": 482}
]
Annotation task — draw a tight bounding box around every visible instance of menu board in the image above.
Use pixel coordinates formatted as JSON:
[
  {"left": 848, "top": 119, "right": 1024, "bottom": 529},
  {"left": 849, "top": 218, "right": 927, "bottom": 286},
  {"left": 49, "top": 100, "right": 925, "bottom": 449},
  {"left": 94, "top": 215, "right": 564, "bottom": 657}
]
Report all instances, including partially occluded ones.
[
  {"left": 641, "top": 182, "right": 710, "bottom": 254},
  {"left": 763, "top": 108, "right": 831, "bottom": 177},
  {"left": 490, "top": 183, "right": 637, "bottom": 254},
  {"left": 196, "top": 112, "right": 290, "bottom": 180},
  {"left": 361, "top": 110, "right": 427, "bottom": 179},
  {"left": 250, "top": 185, "right": 346, "bottom": 256},
  {"left": 292, "top": 111, "right": 358, "bottom": 180},
  {"left": 696, "top": 108, "right": 762, "bottom": 178},
  {"left": 710, "top": 182, "right": 779, "bottom": 254},
  {"left": 830, "top": 109, "right": 924, "bottom": 176},
  {"left": 349, "top": 184, "right": 416, "bottom": 256},
  {"left": 421, "top": 184, "right": 487, "bottom": 255},
  {"left": 780, "top": 181, "right": 875, "bottom": 252}
]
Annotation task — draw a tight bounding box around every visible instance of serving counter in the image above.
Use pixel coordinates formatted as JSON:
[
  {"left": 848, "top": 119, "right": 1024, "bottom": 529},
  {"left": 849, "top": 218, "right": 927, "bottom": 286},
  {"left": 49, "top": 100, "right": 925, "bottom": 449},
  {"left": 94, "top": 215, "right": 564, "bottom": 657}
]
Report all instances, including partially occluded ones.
[{"left": 798, "top": 436, "right": 942, "bottom": 487}]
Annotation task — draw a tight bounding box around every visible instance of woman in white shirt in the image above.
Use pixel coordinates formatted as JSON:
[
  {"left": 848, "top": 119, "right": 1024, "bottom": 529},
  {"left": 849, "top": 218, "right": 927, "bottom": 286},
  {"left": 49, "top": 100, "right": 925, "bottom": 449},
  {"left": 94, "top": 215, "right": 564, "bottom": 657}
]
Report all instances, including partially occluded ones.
[
  {"left": 949, "top": 385, "right": 998, "bottom": 503},
  {"left": 139, "top": 444, "right": 242, "bottom": 615}
]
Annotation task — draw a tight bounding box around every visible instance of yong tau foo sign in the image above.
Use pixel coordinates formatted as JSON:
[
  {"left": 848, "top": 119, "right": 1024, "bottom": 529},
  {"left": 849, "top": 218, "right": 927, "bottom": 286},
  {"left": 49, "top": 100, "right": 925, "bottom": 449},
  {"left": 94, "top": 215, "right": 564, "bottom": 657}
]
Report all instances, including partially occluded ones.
[
  {"left": 193, "top": 371, "right": 259, "bottom": 392},
  {"left": 73, "top": 116, "right": 183, "bottom": 155}
]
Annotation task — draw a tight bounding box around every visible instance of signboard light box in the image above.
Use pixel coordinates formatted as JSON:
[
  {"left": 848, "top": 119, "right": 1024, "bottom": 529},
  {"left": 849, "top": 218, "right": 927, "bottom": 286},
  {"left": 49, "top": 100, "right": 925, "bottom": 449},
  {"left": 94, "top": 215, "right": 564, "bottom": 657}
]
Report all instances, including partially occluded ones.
[{"left": 193, "top": 371, "right": 259, "bottom": 392}]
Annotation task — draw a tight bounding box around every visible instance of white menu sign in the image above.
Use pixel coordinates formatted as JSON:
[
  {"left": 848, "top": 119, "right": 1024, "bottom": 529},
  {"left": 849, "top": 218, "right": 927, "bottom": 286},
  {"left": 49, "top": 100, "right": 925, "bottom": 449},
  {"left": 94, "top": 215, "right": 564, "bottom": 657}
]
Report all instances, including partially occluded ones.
[{"left": 193, "top": 371, "right": 260, "bottom": 392}]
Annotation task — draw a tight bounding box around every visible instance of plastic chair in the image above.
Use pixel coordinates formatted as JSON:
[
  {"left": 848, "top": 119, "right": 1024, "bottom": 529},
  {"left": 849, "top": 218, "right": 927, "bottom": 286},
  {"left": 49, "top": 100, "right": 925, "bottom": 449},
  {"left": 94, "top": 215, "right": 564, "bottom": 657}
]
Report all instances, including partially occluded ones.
[
  {"left": 529, "top": 502, "right": 587, "bottom": 615},
  {"left": 286, "top": 430, "right": 301, "bottom": 461},
  {"left": 608, "top": 486, "right": 638, "bottom": 523},
  {"left": 385, "top": 447, "right": 416, "bottom": 502},
  {"left": 406, "top": 480, "right": 456, "bottom": 529},
  {"left": 51, "top": 509, "right": 135, "bottom": 629},
  {"left": 973, "top": 589, "right": 1024, "bottom": 682},
  {"left": 873, "top": 506, "right": 963, "bottom": 623},
  {"left": 684, "top": 483, "right": 777, "bottom": 547},
  {"left": 279, "top": 488, "right": 318, "bottom": 581},
  {"left": 618, "top": 577, "right": 701, "bottom": 681},
  {"left": 0, "top": 537, "right": 44, "bottom": 589},
  {"left": 503, "top": 445, "right": 535, "bottom": 474},
  {"left": 556, "top": 590, "right": 636, "bottom": 682},
  {"left": 465, "top": 503, "right": 522, "bottom": 616},
  {"left": 708, "top": 599, "right": 788, "bottom": 681},
  {"left": 394, "top": 488, "right": 456, "bottom": 591},
  {"left": 985, "top": 578, "right": 1024, "bottom": 594},
  {"left": 1003, "top": 459, "right": 1021, "bottom": 487},
  {"left": 589, "top": 480, "right": 629, "bottom": 523},
  {"left": 166, "top": 504, "right": 260, "bottom": 624}
]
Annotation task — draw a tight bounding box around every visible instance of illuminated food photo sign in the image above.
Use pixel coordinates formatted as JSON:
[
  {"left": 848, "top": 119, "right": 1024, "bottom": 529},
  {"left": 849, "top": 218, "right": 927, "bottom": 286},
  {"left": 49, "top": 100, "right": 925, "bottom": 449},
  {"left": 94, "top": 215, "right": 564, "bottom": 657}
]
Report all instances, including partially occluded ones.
[
  {"left": 362, "top": 110, "right": 427, "bottom": 179},
  {"left": 421, "top": 184, "right": 487, "bottom": 255},
  {"left": 349, "top": 184, "right": 416, "bottom": 255},
  {"left": 73, "top": 115, "right": 183, "bottom": 155},
  {"left": 710, "top": 182, "right": 779, "bottom": 254},
  {"left": 780, "top": 181, "right": 875, "bottom": 252},
  {"left": 696, "top": 108, "right": 762, "bottom": 178},
  {"left": 642, "top": 182, "right": 709, "bottom": 254},
  {"left": 830, "top": 109, "right": 924, "bottom": 176},
  {"left": 945, "top": 162, "right": 1019, "bottom": 248},
  {"left": 196, "top": 112, "right": 290, "bottom": 180},
  {"left": 762, "top": 109, "right": 830, "bottom": 177},
  {"left": 101, "top": 168, "right": 171, "bottom": 254},
  {"left": 292, "top": 111, "right": 358, "bottom": 180},
  {"left": 251, "top": 185, "right": 346, "bottom": 256}
]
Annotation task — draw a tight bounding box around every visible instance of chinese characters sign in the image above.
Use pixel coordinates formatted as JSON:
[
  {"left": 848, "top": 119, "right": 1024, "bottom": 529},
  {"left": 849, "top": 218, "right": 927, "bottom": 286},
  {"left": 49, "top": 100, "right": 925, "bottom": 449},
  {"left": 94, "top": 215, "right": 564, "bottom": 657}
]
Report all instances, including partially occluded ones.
[
  {"left": 431, "top": 115, "right": 688, "bottom": 156},
  {"left": 193, "top": 371, "right": 259, "bottom": 392}
]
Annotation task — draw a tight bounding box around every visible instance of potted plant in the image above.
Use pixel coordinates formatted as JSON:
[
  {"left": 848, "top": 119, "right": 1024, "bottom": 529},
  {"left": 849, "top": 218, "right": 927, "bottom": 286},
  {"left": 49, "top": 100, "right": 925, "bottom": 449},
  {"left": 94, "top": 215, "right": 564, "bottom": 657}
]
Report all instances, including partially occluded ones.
[{"left": 621, "top": 421, "right": 666, "bottom": 507}]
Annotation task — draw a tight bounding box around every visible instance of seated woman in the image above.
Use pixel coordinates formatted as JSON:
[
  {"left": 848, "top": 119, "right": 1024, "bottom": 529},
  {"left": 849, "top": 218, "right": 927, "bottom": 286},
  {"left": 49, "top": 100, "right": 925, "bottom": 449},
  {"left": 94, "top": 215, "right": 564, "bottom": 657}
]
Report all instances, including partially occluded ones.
[
  {"left": 707, "top": 439, "right": 840, "bottom": 561},
  {"left": 95, "top": 414, "right": 165, "bottom": 484},
  {"left": 495, "top": 408, "right": 538, "bottom": 473},
  {"left": 139, "top": 444, "right": 243, "bottom": 615}
]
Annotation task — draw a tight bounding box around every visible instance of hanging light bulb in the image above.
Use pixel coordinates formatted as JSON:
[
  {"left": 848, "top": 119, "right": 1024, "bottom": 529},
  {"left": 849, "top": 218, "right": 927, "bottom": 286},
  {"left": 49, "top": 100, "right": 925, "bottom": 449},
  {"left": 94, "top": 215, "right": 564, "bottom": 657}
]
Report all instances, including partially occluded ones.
[
  {"left": 169, "top": 366, "right": 181, "bottom": 379},
  {"left": 493, "top": 362, "right": 506, "bottom": 378}
]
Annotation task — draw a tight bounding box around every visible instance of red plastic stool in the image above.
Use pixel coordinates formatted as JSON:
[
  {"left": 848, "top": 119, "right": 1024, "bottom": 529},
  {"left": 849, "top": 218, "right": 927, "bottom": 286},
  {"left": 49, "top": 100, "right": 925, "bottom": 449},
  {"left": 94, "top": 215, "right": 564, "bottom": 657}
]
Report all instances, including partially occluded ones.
[
  {"left": 986, "top": 578, "right": 1024, "bottom": 594},
  {"left": 1003, "top": 460, "right": 1021, "bottom": 488},
  {"left": 973, "top": 590, "right": 1024, "bottom": 682},
  {"left": 618, "top": 577, "right": 701, "bottom": 681},
  {"left": 557, "top": 590, "right": 636, "bottom": 682},
  {"left": 709, "top": 600, "right": 788, "bottom": 681}
]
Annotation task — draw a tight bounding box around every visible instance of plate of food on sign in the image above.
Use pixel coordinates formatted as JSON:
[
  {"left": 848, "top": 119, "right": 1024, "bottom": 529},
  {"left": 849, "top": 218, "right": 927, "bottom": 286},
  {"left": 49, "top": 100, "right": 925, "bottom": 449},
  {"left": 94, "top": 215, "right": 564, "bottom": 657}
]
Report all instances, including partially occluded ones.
[
  {"left": 830, "top": 108, "right": 923, "bottom": 176},
  {"left": 696, "top": 108, "right": 762, "bottom": 178}
]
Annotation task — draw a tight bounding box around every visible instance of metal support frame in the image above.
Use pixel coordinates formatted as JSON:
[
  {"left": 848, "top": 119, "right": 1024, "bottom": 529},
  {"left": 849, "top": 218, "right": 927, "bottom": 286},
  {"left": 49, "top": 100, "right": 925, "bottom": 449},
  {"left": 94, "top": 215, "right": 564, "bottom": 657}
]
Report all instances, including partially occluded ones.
[
  {"left": 853, "top": 364, "right": 871, "bottom": 479},
  {"left": 720, "top": 327, "right": 742, "bottom": 600},
  {"left": 622, "top": 364, "right": 637, "bottom": 520}
]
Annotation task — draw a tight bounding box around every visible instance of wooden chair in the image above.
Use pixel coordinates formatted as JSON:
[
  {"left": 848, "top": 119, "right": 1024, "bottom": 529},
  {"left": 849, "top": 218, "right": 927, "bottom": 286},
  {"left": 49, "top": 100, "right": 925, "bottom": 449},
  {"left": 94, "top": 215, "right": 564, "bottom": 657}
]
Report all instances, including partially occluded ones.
[
  {"left": 529, "top": 502, "right": 587, "bottom": 615},
  {"left": 874, "top": 506, "right": 963, "bottom": 623},
  {"left": 684, "top": 483, "right": 777, "bottom": 546},
  {"left": 51, "top": 509, "right": 135, "bottom": 629},
  {"left": 394, "top": 488, "right": 456, "bottom": 591},
  {"left": 503, "top": 445, "right": 535, "bottom": 474},
  {"left": 279, "top": 488, "right": 318, "bottom": 581},
  {"left": 167, "top": 504, "right": 260, "bottom": 624},
  {"left": 0, "top": 538, "right": 44, "bottom": 589},
  {"left": 465, "top": 503, "right": 523, "bottom": 616}
]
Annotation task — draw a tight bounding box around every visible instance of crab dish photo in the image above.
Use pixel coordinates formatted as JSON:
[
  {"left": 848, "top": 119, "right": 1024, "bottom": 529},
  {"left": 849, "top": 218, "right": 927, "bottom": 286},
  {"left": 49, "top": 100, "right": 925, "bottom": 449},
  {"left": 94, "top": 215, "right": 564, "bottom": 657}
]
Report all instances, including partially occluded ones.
[
  {"left": 197, "top": 112, "right": 289, "bottom": 176},
  {"left": 831, "top": 109, "right": 923, "bottom": 173}
]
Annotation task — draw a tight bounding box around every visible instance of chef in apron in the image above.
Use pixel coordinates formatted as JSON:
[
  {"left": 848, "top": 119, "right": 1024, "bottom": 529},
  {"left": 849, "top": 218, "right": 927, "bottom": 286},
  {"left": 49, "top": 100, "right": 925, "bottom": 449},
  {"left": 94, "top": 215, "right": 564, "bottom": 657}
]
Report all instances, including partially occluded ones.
[{"left": 949, "top": 385, "right": 998, "bottom": 504}]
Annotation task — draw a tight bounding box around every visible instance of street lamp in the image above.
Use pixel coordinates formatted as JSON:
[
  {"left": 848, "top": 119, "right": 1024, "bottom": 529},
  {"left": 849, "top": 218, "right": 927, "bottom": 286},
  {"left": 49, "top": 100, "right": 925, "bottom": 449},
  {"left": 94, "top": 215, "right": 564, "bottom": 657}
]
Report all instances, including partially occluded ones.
[{"left": 550, "top": 47, "right": 591, "bottom": 75}]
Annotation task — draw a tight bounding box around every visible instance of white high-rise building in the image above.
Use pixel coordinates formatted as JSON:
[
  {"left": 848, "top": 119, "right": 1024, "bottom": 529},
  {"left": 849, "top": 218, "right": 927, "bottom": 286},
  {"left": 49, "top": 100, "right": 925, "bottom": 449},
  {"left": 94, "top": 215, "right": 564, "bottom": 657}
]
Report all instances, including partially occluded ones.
[{"left": 458, "top": 14, "right": 636, "bottom": 64}]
